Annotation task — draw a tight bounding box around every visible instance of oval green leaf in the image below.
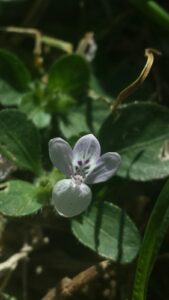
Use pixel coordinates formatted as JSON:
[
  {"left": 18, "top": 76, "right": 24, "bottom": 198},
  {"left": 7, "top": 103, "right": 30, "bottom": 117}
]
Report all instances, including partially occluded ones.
[
  {"left": 0, "top": 109, "right": 42, "bottom": 175},
  {"left": 0, "top": 180, "right": 44, "bottom": 216},
  {"left": 60, "top": 107, "right": 89, "bottom": 139},
  {"left": 71, "top": 202, "right": 140, "bottom": 264},
  {"left": 0, "top": 49, "right": 31, "bottom": 105},
  {"left": 48, "top": 54, "right": 90, "bottom": 99},
  {"left": 99, "top": 102, "right": 169, "bottom": 181}
]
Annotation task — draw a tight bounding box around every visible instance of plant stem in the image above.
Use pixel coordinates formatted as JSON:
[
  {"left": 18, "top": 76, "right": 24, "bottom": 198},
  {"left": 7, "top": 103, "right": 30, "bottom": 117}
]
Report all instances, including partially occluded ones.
[{"left": 130, "top": 0, "right": 169, "bottom": 31}]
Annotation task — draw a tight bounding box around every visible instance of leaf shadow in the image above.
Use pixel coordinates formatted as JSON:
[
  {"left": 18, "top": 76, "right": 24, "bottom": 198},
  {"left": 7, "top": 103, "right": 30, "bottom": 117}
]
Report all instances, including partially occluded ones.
[
  {"left": 94, "top": 200, "right": 104, "bottom": 253},
  {"left": 116, "top": 151, "right": 145, "bottom": 262},
  {"left": 115, "top": 203, "right": 126, "bottom": 300},
  {"left": 126, "top": 150, "right": 145, "bottom": 179},
  {"left": 116, "top": 205, "right": 126, "bottom": 264}
]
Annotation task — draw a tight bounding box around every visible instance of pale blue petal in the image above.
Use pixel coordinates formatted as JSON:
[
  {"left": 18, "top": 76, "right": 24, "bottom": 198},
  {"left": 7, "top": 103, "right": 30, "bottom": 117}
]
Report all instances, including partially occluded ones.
[
  {"left": 52, "top": 179, "right": 92, "bottom": 217},
  {"left": 85, "top": 152, "right": 121, "bottom": 184},
  {"left": 49, "top": 138, "right": 73, "bottom": 176},
  {"left": 73, "top": 134, "right": 101, "bottom": 166}
]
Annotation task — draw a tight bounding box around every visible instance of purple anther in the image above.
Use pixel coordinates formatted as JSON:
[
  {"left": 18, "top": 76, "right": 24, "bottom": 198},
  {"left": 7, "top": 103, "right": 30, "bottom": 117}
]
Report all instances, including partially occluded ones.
[
  {"left": 78, "top": 160, "right": 83, "bottom": 166},
  {"left": 85, "top": 159, "right": 90, "bottom": 164}
]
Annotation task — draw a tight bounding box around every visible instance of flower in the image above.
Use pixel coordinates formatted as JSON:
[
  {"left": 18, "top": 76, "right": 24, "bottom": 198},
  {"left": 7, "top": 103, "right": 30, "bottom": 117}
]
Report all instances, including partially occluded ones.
[{"left": 49, "top": 134, "right": 121, "bottom": 218}]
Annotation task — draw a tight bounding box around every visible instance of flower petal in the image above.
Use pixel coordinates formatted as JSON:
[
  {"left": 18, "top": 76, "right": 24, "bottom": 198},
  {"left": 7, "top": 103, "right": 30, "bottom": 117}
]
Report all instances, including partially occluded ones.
[
  {"left": 49, "top": 138, "right": 73, "bottom": 176},
  {"left": 52, "top": 179, "right": 92, "bottom": 217},
  {"left": 85, "top": 152, "right": 121, "bottom": 184},
  {"left": 73, "top": 134, "right": 101, "bottom": 166}
]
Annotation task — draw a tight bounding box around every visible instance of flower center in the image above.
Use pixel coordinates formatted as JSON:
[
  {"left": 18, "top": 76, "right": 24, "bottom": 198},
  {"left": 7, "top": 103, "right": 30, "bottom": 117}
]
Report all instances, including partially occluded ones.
[
  {"left": 73, "top": 159, "right": 91, "bottom": 180},
  {"left": 72, "top": 174, "right": 84, "bottom": 185}
]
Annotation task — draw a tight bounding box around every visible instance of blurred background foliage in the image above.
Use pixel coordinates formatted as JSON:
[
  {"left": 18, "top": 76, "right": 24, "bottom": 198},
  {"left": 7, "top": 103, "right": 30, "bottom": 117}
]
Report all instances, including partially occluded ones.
[{"left": 0, "top": 0, "right": 169, "bottom": 300}]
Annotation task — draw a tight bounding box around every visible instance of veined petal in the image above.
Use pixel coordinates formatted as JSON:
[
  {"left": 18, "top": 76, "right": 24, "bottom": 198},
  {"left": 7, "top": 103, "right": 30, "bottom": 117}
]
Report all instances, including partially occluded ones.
[
  {"left": 85, "top": 152, "right": 121, "bottom": 184},
  {"left": 49, "top": 138, "right": 73, "bottom": 176},
  {"left": 73, "top": 134, "right": 101, "bottom": 166},
  {"left": 52, "top": 179, "right": 92, "bottom": 217}
]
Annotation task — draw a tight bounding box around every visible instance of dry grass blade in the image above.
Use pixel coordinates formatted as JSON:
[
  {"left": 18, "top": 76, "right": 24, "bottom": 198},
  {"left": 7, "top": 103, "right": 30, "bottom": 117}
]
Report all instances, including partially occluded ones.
[{"left": 111, "top": 48, "right": 161, "bottom": 112}]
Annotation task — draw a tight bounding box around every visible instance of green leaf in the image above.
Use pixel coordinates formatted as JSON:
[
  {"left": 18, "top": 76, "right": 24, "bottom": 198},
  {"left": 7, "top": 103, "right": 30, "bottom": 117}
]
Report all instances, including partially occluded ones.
[
  {"left": 47, "top": 91, "right": 75, "bottom": 114},
  {"left": 91, "top": 99, "right": 109, "bottom": 133},
  {"left": 59, "top": 107, "right": 89, "bottom": 139},
  {"left": 0, "top": 81, "right": 24, "bottom": 106},
  {"left": 0, "top": 109, "right": 42, "bottom": 175},
  {"left": 132, "top": 178, "right": 169, "bottom": 300},
  {"left": 59, "top": 98, "right": 109, "bottom": 139},
  {"left": 71, "top": 202, "right": 140, "bottom": 263},
  {"left": 48, "top": 54, "right": 90, "bottom": 100},
  {"left": 30, "top": 109, "right": 51, "bottom": 129},
  {"left": 90, "top": 73, "right": 113, "bottom": 104},
  {"left": 0, "top": 49, "right": 31, "bottom": 106},
  {"left": 99, "top": 102, "right": 169, "bottom": 181},
  {"left": 20, "top": 92, "right": 51, "bottom": 129},
  {"left": 0, "top": 180, "right": 44, "bottom": 217},
  {"left": 0, "top": 49, "right": 31, "bottom": 90}
]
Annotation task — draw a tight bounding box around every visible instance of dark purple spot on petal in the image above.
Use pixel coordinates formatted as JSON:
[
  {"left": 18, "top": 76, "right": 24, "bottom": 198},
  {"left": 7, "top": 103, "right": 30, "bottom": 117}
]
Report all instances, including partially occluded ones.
[
  {"left": 78, "top": 160, "right": 83, "bottom": 166},
  {"left": 75, "top": 166, "right": 79, "bottom": 170},
  {"left": 85, "top": 159, "right": 90, "bottom": 164}
]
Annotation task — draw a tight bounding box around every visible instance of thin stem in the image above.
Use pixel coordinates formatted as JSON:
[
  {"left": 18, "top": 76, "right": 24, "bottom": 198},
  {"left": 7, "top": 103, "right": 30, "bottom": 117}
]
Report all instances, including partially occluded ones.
[
  {"left": 129, "top": 0, "right": 169, "bottom": 31},
  {"left": 0, "top": 26, "right": 73, "bottom": 54},
  {"left": 0, "top": 269, "right": 13, "bottom": 296}
]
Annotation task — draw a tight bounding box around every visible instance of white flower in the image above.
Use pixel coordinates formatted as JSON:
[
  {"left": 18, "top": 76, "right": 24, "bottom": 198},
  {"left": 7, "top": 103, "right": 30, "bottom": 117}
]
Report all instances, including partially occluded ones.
[{"left": 49, "top": 134, "right": 121, "bottom": 218}]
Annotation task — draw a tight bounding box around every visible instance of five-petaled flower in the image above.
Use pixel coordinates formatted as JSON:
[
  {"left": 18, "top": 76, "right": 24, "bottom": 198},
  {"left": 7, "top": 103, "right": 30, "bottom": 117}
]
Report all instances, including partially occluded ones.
[{"left": 49, "top": 134, "right": 121, "bottom": 218}]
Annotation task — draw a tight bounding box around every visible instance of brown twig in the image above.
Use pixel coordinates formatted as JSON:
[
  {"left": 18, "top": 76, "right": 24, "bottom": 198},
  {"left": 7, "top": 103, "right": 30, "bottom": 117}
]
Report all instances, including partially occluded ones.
[
  {"left": 42, "top": 260, "right": 112, "bottom": 300},
  {"left": 0, "top": 26, "right": 42, "bottom": 56},
  {"left": 0, "top": 243, "right": 32, "bottom": 274},
  {"left": 111, "top": 48, "right": 161, "bottom": 112},
  {"left": 0, "top": 26, "right": 73, "bottom": 55},
  {"left": 0, "top": 243, "right": 32, "bottom": 296}
]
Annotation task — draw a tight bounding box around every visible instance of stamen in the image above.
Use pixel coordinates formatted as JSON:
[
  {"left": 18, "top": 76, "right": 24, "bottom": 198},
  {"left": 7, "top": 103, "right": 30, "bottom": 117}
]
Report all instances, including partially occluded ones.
[
  {"left": 73, "top": 159, "right": 91, "bottom": 179},
  {"left": 73, "top": 174, "right": 84, "bottom": 185}
]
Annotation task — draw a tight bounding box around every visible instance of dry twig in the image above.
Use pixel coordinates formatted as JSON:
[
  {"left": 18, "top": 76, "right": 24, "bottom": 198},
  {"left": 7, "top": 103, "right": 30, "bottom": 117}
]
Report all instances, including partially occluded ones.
[
  {"left": 111, "top": 48, "right": 161, "bottom": 112},
  {"left": 0, "top": 243, "right": 32, "bottom": 274},
  {"left": 42, "top": 260, "right": 113, "bottom": 300},
  {"left": 0, "top": 26, "right": 73, "bottom": 55},
  {"left": 42, "top": 260, "right": 111, "bottom": 300}
]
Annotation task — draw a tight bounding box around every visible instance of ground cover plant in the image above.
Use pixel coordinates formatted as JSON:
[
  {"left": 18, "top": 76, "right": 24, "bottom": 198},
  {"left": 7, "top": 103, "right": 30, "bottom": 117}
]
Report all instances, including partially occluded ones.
[{"left": 0, "top": 1, "right": 169, "bottom": 299}]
